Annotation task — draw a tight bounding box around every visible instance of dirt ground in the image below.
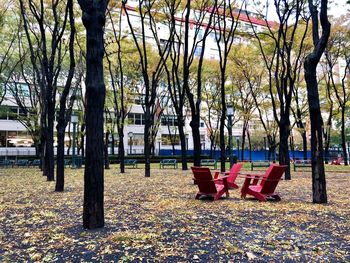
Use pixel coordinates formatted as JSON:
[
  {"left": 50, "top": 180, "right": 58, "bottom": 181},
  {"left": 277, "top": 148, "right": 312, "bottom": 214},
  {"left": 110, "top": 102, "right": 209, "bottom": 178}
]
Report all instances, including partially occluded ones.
[{"left": 0, "top": 166, "right": 349, "bottom": 262}]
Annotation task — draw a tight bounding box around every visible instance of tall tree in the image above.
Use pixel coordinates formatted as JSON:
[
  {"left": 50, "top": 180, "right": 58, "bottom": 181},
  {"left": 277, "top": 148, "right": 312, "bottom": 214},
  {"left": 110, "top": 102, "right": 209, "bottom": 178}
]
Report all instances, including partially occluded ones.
[
  {"left": 0, "top": 2, "right": 19, "bottom": 105},
  {"left": 123, "top": 0, "right": 175, "bottom": 177},
  {"left": 78, "top": 0, "right": 109, "bottom": 229},
  {"left": 247, "top": 0, "right": 310, "bottom": 179},
  {"left": 183, "top": 0, "right": 217, "bottom": 166},
  {"left": 324, "top": 16, "right": 350, "bottom": 166},
  {"left": 105, "top": 5, "right": 136, "bottom": 173},
  {"left": 19, "top": 0, "right": 71, "bottom": 181},
  {"left": 214, "top": 0, "right": 241, "bottom": 172},
  {"left": 303, "top": 0, "right": 330, "bottom": 203},
  {"left": 55, "top": 0, "right": 77, "bottom": 192},
  {"left": 163, "top": 0, "right": 189, "bottom": 170}
]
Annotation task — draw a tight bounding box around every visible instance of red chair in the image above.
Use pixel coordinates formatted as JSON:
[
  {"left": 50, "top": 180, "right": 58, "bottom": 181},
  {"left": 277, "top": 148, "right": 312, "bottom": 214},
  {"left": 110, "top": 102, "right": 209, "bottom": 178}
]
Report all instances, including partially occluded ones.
[
  {"left": 191, "top": 167, "right": 229, "bottom": 201},
  {"left": 214, "top": 163, "right": 243, "bottom": 189},
  {"left": 331, "top": 156, "right": 342, "bottom": 165},
  {"left": 240, "top": 164, "right": 287, "bottom": 202}
]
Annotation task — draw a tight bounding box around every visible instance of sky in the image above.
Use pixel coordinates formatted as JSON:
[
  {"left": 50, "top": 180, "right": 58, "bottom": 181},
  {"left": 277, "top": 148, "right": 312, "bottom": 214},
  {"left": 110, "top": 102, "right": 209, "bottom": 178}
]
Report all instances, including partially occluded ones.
[{"left": 256, "top": 0, "right": 350, "bottom": 21}]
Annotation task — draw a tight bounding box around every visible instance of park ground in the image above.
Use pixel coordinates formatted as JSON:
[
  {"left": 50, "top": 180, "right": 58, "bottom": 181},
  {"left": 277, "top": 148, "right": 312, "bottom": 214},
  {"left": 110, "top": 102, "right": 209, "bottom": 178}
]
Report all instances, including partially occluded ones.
[{"left": 0, "top": 164, "right": 349, "bottom": 262}]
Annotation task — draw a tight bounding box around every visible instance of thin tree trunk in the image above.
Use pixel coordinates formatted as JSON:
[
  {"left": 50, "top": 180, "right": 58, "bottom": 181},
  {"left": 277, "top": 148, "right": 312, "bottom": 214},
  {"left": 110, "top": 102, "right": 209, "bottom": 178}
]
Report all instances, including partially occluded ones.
[
  {"left": 118, "top": 128, "right": 125, "bottom": 173},
  {"left": 279, "top": 116, "right": 291, "bottom": 180},
  {"left": 46, "top": 109, "right": 55, "bottom": 181},
  {"left": 341, "top": 109, "right": 348, "bottom": 165},
  {"left": 302, "top": 132, "right": 308, "bottom": 160},
  {"left": 111, "top": 134, "right": 115, "bottom": 155},
  {"left": 144, "top": 109, "right": 151, "bottom": 177},
  {"left": 190, "top": 118, "right": 201, "bottom": 166},
  {"left": 104, "top": 131, "right": 110, "bottom": 169},
  {"left": 56, "top": 129, "right": 65, "bottom": 191},
  {"left": 178, "top": 124, "right": 188, "bottom": 170}
]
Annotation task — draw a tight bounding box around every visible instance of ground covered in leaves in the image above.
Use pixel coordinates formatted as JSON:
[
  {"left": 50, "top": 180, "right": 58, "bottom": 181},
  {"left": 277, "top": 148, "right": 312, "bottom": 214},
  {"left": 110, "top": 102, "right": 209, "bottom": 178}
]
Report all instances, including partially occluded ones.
[{"left": 0, "top": 165, "right": 349, "bottom": 262}]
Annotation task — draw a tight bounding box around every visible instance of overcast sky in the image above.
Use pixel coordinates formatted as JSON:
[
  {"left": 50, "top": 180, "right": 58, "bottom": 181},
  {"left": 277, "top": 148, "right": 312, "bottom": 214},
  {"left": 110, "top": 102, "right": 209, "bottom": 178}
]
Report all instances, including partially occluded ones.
[{"left": 257, "top": 0, "right": 350, "bottom": 21}]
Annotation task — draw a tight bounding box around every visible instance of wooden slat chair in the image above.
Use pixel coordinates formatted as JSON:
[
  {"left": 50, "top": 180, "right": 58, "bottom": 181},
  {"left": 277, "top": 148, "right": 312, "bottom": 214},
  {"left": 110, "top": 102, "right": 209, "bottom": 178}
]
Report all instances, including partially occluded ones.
[
  {"left": 191, "top": 167, "right": 229, "bottom": 201},
  {"left": 240, "top": 164, "right": 287, "bottom": 202},
  {"left": 214, "top": 163, "right": 243, "bottom": 189}
]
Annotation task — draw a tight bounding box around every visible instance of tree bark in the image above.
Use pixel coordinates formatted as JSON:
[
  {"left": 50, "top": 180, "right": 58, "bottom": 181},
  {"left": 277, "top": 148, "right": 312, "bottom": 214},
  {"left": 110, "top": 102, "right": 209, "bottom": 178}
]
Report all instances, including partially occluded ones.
[
  {"left": 340, "top": 108, "right": 348, "bottom": 165},
  {"left": 279, "top": 115, "right": 291, "bottom": 180},
  {"left": 304, "top": 0, "right": 330, "bottom": 204},
  {"left": 55, "top": 0, "right": 76, "bottom": 192},
  {"left": 178, "top": 124, "right": 188, "bottom": 170},
  {"left": 118, "top": 127, "right": 125, "bottom": 173},
  {"left": 79, "top": 0, "right": 108, "bottom": 229},
  {"left": 56, "top": 129, "right": 65, "bottom": 191},
  {"left": 104, "top": 131, "right": 110, "bottom": 170}
]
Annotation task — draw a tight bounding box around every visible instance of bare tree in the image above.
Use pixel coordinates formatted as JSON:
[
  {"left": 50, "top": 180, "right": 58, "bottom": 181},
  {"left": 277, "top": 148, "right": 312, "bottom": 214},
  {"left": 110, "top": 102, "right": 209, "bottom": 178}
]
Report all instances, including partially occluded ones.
[
  {"left": 324, "top": 18, "right": 350, "bottom": 166},
  {"left": 183, "top": 0, "right": 218, "bottom": 166},
  {"left": 19, "top": 0, "right": 71, "bottom": 181},
  {"left": 0, "top": 1, "right": 18, "bottom": 105},
  {"left": 122, "top": 0, "right": 175, "bottom": 177},
  {"left": 55, "top": 0, "right": 77, "bottom": 192},
  {"left": 247, "top": 0, "right": 310, "bottom": 179},
  {"left": 214, "top": 0, "right": 242, "bottom": 172}
]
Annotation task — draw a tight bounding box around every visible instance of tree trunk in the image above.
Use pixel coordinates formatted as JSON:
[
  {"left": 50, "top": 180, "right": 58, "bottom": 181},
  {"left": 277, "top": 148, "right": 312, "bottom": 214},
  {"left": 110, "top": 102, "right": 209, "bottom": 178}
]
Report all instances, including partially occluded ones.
[
  {"left": 111, "top": 134, "right": 115, "bottom": 155},
  {"left": 219, "top": 117, "right": 226, "bottom": 172},
  {"left": 219, "top": 79, "right": 226, "bottom": 173},
  {"left": 190, "top": 117, "right": 201, "bottom": 167},
  {"left": 80, "top": 123, "right": 85, "bottom": 158},
  {"left": 324, "top": 126, "right": 331, "bottom": 164},
  {"left": 80, "top": 1, "right": 107, "bottom": 229},
  {"left": 279, "top": 116, "right": 291, "bottom": 180},
  {"left": 302, "top": 132, "right": 308, "bottom": 160},
  {"left": 118, "top": 128, "right": 125, "bottom": 173},
  {"left": 55, "top": 128, "right": 65, "bottom": 191},
  {"left": 104, "top": 131, "right": 110, "bottom": 169},
  {"left": 241, "top": 126, "right": 246, "bottom": 161},
  {"left": 46, "top": 108, "right": 55, "bottom": 181},
  {"left": 341, "top": 108, "right": 348, "bottom": 165},
  {"left": 67, "top": 124, "right": 72, "bottom": 156},
  {"left": 144, "top": 109, "right": 151, "bottom": 177},
  {"left": 247, "top": 130, "right": 252, "bottom": 162},
  {"left": 303, "top": 0, "right": 330, "bottom": 204},
  {"left": 305, "top": 62, "right": 327, "bottom": 203},
  {"left": 178, "top": 124, "right": 188, "bottom": 170}
]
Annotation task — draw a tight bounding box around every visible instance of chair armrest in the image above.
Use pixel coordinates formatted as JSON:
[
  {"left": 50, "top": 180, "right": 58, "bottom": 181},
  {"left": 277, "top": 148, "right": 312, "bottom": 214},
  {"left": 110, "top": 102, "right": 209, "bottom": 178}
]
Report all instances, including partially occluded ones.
[
  {"left": 213, "top": 171, "right": 220, "bottom": 179},
  {"left": 213, "top": 175, "right": 229, "bottom": 182},
  {"left": 238, "top": 173, "right": 264, "bottom": 179}
]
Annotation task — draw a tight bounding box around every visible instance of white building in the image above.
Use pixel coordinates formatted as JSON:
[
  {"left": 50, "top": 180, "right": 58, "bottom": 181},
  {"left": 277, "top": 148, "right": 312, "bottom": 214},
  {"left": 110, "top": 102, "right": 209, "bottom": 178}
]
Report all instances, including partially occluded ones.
[{"left": 0, "top": 3, "right": 271, "bottom": 156}]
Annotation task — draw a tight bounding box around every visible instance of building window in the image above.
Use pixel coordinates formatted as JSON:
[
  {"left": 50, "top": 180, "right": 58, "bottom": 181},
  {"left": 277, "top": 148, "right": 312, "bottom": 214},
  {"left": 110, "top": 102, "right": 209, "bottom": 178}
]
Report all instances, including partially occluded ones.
[
  {"left": 161, "top": 115, "right": 178, "bottom": 126},
  {"left": 130, "top": 134, "right": 144, "bottom": 146},
  {"left": 127, "top": 113, "right": 145, "bottom": 125},
  {"left": 161, "top": 134, "right": 180, "bottom": 145}
]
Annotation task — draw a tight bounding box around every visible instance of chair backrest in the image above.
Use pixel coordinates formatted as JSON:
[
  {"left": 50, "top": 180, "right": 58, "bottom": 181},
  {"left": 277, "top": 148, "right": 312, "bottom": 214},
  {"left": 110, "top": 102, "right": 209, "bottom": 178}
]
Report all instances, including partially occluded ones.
[
  {"left": 260, "top": 164, "right": 287, "bottom": 194},
  {"left": 227, "top": 163, "right": 243, "bottom": 183},
  {"left": 191, "top": 167, "right": 217, "bottom": 194}
]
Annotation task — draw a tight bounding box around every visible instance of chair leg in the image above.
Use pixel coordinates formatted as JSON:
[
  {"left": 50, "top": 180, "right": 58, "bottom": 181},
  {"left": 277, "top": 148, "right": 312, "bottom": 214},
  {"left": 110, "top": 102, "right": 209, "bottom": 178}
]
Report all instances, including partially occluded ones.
[
  {"left": 271, "top": 194, "right": 281, "bottom": 201},
  {"left": 241, "top": 178, "right": 251, "bottom": 198},
  {"left": 252, "top": 192, "right": 267, "bottom": 202}
]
